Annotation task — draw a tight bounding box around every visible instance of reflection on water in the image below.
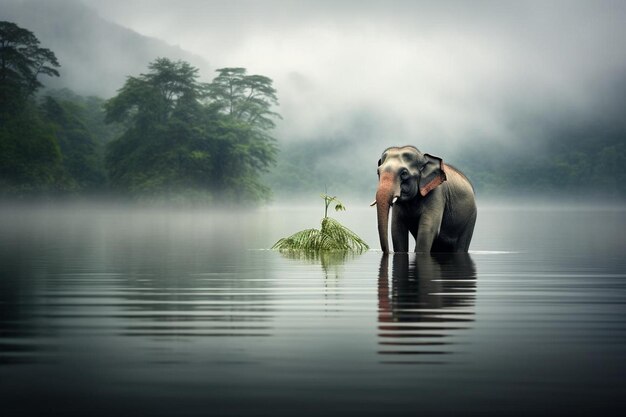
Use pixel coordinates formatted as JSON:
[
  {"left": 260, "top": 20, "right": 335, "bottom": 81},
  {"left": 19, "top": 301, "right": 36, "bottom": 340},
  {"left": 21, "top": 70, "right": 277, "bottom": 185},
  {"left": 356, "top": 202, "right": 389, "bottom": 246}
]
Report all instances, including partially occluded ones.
[
  {"left": 276, "top": 249, "right": 361, "bottom": 279},
  {"left": 377, "top": 253, "right": 476, "bottom": 364},
  {"left": 1, "top": 203, "right": 625, "bottom": 416},
  {"left": 0, "top": 244, "right": 40, "bottom": 365},
  {"left": 0, "top": 206, "right": 279, "bottom": 368},
  {"left": 109, "top": 253, "right": 276, "bottom": 339}
]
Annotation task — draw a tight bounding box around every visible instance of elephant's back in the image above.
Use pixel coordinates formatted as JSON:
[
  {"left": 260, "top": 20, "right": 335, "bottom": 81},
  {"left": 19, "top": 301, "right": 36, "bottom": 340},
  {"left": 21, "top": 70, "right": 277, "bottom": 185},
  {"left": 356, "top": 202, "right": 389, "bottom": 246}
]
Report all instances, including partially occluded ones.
[
  {"left": 444, "top": 163, "right": 475, "bottom": 193},
  {"left": 440, "top": 168, "right": 477, "bottom": 232}
]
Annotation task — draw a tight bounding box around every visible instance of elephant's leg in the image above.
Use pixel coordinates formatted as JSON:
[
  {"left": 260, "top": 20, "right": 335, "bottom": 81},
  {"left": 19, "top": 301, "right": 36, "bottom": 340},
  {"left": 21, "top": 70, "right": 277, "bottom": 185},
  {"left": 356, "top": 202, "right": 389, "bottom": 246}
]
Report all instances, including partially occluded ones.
[
  {"left": 415, "top": 210, "right": 444, "bottom": 253},
  {"left": 391, "top": 208, "right": 409, "bottom": 252},
  {"left": 431, "top": 235, "right": 454, "bottom": 252},
  {"left": 456, "top": 210, "right": 477, "bottom": 252}
]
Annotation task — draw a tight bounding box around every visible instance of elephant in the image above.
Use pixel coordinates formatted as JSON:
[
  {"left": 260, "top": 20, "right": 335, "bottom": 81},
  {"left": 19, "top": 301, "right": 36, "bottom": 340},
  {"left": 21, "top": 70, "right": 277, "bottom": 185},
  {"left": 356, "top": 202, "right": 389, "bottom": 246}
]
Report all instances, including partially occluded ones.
[{"left": 372, "top": 146, "right": 477, "bottom": 253}]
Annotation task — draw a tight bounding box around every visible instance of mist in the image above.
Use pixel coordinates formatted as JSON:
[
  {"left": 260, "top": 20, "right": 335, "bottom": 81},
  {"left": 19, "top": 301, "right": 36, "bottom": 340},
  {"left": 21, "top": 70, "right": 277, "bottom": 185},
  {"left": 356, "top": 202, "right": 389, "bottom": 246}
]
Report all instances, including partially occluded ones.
[
  {"left": 2, "top": 0, "right": 626, "bottom": 199},
  {"left": 1, "top": 0, "right": 211, "bottom": 97},
  {"left": 2, "top": 3, "right": 626, "bottom": 414},
  {"left": 87, "top": 0, "right": 626, "bottom": 198},
  {"left": 78, "top": 0, "right": 626, "bottom": 147}
]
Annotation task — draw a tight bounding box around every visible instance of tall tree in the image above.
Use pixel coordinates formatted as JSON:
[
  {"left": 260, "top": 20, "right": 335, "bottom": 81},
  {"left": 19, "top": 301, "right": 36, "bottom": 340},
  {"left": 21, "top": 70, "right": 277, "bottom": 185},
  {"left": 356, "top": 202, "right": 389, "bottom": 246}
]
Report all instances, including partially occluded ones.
[
  {"left": 208, "top": 67, "right": 280, "bottom": 130},
  {"left": 104, "top": 58, "right": 211, "bottom": 196},
  {"left": 104, "top": 59, "right": 280, "bottom": 202},
  {"left": 0, "top": 106, "right": 66, "bottom": 194},
  {"left": 105, "top": 58, "right": 206, "bottom": 128},
  {"left": 0, "top": 21, "right": 60, "bottom": 112},
  {"left": 207, "top": 67, "right": 279, "bottom": 200},
  {"left": 0, "top": 21, "right": 66, "bottom": 195},
  {"left": 41, "top": 96, "right": 105, "bottom": 190}
]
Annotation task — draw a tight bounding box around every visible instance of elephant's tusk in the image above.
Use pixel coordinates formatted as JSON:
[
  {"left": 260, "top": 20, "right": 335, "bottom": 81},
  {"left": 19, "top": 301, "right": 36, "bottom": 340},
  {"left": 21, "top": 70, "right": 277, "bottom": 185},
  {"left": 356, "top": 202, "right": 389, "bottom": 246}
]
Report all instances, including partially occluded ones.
[
  {"left": 370, "top": 200, "right": 377, "bottom": 207},
  {"left": 392, "top": 196, "right": 398, "bottom": 205}
]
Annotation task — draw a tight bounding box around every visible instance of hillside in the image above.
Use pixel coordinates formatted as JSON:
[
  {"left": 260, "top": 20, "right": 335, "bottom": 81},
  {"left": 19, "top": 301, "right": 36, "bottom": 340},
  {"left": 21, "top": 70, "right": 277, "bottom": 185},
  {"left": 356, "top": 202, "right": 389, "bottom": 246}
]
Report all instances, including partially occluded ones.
[{"left": 1, "top": 0, "right": 211, "bottom": 98}]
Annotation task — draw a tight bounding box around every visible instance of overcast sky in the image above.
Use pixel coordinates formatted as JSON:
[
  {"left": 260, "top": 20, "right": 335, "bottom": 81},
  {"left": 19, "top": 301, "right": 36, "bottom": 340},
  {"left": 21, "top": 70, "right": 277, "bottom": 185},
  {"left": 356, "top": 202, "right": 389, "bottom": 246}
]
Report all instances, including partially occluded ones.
[{"left": 48, "top": 1, "right": 626, "bottom": 151}]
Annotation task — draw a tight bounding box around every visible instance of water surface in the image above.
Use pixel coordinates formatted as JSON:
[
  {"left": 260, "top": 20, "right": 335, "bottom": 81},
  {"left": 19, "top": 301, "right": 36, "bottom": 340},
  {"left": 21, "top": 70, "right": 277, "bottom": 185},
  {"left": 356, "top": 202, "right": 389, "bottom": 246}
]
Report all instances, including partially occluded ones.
[{"left": 1, "top": 202, "right": 625, "bottom": 416}]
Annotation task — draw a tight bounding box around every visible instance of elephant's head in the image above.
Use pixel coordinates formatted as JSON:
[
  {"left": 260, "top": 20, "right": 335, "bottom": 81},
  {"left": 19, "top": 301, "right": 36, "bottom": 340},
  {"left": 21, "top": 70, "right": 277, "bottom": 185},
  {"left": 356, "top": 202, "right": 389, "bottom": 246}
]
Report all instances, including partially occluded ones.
[{"left": 373, "top": 146, "right": 447, "bottom": 253}]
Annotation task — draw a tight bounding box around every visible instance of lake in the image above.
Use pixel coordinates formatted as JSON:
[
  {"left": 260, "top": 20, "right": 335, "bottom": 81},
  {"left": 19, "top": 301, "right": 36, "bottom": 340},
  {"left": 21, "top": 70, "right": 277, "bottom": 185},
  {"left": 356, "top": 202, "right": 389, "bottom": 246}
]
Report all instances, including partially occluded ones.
[{"left": 1, "top": 200, "right": 625, "bottom": 416}]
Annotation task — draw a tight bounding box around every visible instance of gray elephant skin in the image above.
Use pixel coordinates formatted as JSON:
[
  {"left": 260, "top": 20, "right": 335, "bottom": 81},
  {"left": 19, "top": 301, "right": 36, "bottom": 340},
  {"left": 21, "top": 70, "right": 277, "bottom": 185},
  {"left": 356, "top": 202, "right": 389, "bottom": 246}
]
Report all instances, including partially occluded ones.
[{"left": 373, "top": 146, "right": 477, "bottom": 253}]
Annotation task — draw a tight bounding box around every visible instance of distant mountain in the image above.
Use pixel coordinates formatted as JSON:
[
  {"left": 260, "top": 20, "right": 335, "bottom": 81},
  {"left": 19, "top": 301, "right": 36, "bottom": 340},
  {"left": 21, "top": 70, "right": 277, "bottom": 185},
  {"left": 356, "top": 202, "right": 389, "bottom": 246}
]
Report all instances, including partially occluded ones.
[{"left": 1, "top": 0, "right": 211, "bottom": 98}]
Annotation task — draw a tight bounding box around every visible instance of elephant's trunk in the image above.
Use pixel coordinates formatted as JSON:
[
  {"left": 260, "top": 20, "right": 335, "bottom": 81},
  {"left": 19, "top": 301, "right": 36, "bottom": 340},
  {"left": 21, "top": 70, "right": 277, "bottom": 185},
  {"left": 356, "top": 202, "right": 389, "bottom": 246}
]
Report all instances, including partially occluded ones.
[{"left": 376, "top": 171, "right": 397, "bottom": 253}]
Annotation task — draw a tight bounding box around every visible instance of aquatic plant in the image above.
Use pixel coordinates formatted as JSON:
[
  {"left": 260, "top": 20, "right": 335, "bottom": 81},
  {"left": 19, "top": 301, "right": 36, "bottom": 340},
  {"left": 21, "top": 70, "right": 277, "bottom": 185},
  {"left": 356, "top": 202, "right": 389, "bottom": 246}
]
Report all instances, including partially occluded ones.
[{"left": 272, "top": 194, "right": 369, "bottom": 252}]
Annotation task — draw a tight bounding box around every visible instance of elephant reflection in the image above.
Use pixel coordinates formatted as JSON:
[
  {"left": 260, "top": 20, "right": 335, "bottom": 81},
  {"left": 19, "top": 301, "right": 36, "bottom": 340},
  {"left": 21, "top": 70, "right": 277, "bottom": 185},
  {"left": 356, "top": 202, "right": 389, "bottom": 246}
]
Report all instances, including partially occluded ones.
[{"left": 377, "top": 253, "right": 476, "bottom": 364}]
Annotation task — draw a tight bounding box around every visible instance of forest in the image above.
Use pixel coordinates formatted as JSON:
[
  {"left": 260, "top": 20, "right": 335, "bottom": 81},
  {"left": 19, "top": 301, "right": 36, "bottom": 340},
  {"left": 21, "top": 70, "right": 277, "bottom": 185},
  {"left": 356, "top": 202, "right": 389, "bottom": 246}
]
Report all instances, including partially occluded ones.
[
  {"left": 0, "top": 21, "right": 278, "bottom": 203},
  {"left": 1, "top": 20, "right": 625, "bottom": 202}
]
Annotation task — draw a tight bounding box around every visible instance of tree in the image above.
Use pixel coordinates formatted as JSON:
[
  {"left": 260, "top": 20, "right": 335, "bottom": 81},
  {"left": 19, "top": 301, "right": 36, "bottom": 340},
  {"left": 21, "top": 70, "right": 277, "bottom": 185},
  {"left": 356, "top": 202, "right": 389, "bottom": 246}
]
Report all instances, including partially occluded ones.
[
  {"left": 0, "top": 21, "right": 66, "bottom": 195},
  {"left": 0, "top": 103, "right": 66, "bottom": 194},
  {"left": 207, "top": 67, "right": 279, "bottom": 200},
  {"left": 41, "top": 96, "right": 105, "bottom": 190},
  {"left": 104, "top": 59, "right": 280, "bottom": 202},
  {"left": 0, "top": 21, "right": 60, "bottom": 112},
  {"left": 208, "top": 67, "right": 281, "bottom": 130},
  {"left": 105, "top": 58, "right": 206, "bottom": 128},
  {"left": 104, "top": 59, "right": 209, "bottom": 196},
  {"left": 45, "top": 88, "right": 124, "bottom": 146},
  {"left": 105, "top": 58, "right": 219, "bottom": 198}
]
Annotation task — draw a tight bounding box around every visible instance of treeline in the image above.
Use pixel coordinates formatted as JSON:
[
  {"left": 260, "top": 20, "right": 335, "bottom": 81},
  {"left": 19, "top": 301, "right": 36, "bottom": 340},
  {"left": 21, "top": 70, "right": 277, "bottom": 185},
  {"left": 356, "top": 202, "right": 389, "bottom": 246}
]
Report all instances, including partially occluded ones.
[
  {"left": 265, "top": 130, "right": 626, "bottom": 199},
  {"left": 3, "top": 21, "right": 625, "bottom": 202},
  {"left": 0, "top": 21, "right": 279, "bottom": 203},
  {"left": 461, "top": 125, "right": 626, "bottom": 197}
]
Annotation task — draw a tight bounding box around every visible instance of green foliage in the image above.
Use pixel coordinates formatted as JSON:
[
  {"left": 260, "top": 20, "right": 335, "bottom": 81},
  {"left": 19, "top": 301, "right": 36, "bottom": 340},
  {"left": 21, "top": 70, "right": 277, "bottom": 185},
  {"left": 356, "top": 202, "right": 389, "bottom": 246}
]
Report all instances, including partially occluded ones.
[
  {"left": 104, "top": 58, "right": 206, "bottom": 128},
  {"left": 272, "top": 194, "right": 369, "bottom": 252},
  {"left": 0, "top": 103, "right": 68, "bottom": 194},
  {"left": 0, "top": 22, "right": 276, "bottom": 201},
  {"left": 40, "top": 96, "right": 105, "bottom": 190},
  {"left": 0, "top": 21, "right": 60, "bottom": 114},
  {"left": 208, "top": 67, "right": 281, "bottom": 130},
  {"left": 45, "top": 88, "right": 123, "bottom": 145},
  {"left": 0, "top": 22, "right": 82, "bottom": 196},
  {"left": 208, "top": 114, "right": 277, "bottom": 201},
  {"left": 461, "top": 129, "right": 626, "bottom": 196},
  {"left": 204, "top": 67, "right": 279, "bottom": 201},
  {"left": 103, "top": 58, "right": 212, "bottom": 196},
  {"left": 104, "top": 59, "right": 279, "bottom": 202},
  {"left": 273, "top": 217, "right": 369, "bottom": 252},
  {"left": 322, "top": 193, "right": 346, "bottom": 218}
]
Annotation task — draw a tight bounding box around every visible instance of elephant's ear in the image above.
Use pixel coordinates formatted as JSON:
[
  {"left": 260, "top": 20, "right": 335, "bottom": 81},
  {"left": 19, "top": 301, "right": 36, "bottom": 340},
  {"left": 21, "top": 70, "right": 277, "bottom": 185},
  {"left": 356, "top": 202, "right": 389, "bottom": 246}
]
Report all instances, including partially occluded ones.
[{"left": 419, "top": 154, "right": 447, "bottom": 197}]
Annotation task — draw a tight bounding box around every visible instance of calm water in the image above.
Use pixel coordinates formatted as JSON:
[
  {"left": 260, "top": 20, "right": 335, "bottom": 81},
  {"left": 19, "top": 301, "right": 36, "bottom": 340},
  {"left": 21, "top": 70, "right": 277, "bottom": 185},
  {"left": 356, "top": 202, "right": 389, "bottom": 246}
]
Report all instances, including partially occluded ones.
[{"left": 1, "top": 201, "right": 625, "bottom": 416}]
